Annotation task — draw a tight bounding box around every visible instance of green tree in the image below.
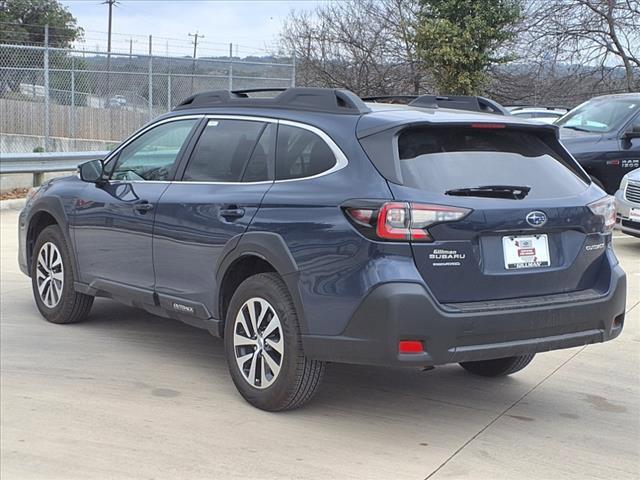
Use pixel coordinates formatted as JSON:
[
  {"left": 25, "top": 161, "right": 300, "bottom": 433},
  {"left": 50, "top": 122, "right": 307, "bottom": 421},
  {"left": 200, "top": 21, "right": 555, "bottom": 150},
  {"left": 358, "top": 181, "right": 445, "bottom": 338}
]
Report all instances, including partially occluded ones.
[
  {"left": 0, "top": 0, "right": 83, "bottom": 97},
  {"left": 0, "top": 0, "right": 82, "bottom": 46},
  {"left": 415, "top": 0, "right": 521, "bottom": 95}
]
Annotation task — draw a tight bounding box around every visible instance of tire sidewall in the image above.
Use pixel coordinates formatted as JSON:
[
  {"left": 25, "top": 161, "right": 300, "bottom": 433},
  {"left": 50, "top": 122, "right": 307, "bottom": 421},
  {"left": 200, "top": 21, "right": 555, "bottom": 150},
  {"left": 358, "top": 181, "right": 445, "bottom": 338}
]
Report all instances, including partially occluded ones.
[
  {"left": 224, "top": 273, "right": 302, "bottom": 411},
  {"left": 31, "top": 225, "right": 76, "bottom": 323}
]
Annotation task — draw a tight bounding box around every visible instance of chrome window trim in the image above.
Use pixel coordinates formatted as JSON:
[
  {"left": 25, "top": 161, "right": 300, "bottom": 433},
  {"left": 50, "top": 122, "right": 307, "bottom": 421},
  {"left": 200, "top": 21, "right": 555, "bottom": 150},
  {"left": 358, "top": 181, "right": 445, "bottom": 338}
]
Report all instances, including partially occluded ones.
[
  {"left": 276, "top": 119, "right": 348, "bottom": 182},
  {"left": 103, "top": 113, "right": 349, "bottom": 185},
  {"left": 204, "top": 114, "right": 278, "bottom": 124}
]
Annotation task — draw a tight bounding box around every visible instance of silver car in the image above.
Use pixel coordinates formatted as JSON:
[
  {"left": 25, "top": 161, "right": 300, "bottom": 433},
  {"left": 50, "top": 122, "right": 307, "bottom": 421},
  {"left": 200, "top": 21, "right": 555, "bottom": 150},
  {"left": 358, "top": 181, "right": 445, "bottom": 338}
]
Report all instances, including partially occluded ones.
[{"left": 615, "top": 168, "right": 640, "bottom": 237}]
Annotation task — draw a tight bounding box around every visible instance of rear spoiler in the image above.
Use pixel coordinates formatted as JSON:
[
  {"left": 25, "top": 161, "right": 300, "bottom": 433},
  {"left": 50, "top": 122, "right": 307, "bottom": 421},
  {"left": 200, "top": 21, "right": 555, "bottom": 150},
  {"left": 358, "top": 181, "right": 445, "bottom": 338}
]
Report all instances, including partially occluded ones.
[{"left": 357, "top": 117, "right": 558, "bottom": 140}]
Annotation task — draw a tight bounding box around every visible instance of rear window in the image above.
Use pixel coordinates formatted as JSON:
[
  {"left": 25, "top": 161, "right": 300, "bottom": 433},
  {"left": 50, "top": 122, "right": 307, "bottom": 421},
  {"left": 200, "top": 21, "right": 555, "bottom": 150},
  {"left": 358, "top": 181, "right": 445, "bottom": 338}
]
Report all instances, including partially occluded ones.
[{"left": 397, "top": 127, "right": 587, "bottom": 198}]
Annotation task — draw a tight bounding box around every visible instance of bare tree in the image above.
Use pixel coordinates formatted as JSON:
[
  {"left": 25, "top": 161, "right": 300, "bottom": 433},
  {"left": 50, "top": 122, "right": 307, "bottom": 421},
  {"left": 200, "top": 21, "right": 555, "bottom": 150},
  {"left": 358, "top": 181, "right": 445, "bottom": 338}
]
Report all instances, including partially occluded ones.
[
  {"left": 490, "top": 0, "right": 639, "bottom": 105},
  {"left": 280, "top": 0, "right": 424, "bottom": 96},
  {"left": 279, "top": 0, "right": 638, "bottom": 106}
]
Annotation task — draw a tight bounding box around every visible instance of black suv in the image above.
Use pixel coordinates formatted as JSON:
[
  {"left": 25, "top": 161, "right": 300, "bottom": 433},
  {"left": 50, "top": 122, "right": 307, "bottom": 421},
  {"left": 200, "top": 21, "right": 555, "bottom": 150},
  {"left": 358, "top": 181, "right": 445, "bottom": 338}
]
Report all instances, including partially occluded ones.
[
  {"left": 19, "top": 88, "right": 626, "bottom": 411},
  {"left": 556, "top": 93, "right": 640, "bottom": 193}
]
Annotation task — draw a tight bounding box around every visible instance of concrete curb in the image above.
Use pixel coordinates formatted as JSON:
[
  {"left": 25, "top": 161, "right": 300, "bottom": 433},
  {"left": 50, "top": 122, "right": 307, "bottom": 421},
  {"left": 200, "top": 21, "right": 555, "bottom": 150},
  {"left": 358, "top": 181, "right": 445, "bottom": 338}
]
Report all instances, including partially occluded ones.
[{"left": 0, "top": 198, "right": 26, "bottom": 211}]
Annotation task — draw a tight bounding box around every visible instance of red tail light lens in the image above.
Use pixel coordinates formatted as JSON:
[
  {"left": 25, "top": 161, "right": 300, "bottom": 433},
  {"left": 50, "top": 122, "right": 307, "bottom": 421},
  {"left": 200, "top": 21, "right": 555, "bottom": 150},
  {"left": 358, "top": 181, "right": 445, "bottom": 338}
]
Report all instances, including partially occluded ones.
[
  {"left": 377, "top": 202, "right": 412, "bottom": 240},
  {"left": 588, "top": 196, "right": 616, "bottom": 233},
  {"left": 345, "top": 202, "right": 471, "bottom": 242}
]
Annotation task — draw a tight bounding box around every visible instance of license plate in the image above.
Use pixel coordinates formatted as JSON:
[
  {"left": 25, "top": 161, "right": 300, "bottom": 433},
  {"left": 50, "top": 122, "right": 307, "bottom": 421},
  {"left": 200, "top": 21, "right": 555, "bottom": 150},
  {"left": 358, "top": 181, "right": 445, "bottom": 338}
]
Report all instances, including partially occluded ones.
[
  {"left": 630, "top": 207, "right": 640, "bottom": 223},
  {"left": 502, "top": 235, "right": 550, "bottom": 270}
]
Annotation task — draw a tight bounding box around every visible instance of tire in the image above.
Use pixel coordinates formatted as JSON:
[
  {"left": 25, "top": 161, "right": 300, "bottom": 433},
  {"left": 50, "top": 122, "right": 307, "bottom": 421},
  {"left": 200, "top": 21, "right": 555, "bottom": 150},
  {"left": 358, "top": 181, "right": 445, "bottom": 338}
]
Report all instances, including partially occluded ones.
[
  {"left": 224, "top": 272, "right": 325, "bottom": 411},
  {"left": 31, "top": 225, "right": 93, "bottom": 324},
  {"left": 459, "top": 354, "right": 535, "bottom": 377}
]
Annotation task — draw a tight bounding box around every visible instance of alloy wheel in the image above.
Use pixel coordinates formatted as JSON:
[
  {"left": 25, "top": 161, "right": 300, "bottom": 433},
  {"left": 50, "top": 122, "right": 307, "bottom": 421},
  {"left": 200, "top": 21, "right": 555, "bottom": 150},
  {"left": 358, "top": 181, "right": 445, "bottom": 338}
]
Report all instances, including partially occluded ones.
[
  {"left": 233, "top": 297, "right": 284, "bottom": 389},
  {"left": 36, "top": 242, "right": 64, "bottom": 308}
]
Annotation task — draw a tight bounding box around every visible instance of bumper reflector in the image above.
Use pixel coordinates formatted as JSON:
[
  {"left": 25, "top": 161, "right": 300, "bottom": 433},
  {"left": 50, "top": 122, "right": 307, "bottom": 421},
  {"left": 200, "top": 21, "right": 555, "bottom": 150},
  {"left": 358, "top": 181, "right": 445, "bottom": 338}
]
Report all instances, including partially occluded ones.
[{"left": 399, "top": 340, "right": 423, "bottom": 354}]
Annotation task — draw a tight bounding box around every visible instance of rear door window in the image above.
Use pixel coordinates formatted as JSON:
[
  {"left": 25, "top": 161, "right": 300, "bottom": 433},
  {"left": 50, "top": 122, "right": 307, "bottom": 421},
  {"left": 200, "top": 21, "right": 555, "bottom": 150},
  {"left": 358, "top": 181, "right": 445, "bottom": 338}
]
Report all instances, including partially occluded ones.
[
  {"left": 183, "top": 119, "right": 269, "bottom": 182},
  {"left": 397, "top": 126, "right": 587, "bottom": 199}
]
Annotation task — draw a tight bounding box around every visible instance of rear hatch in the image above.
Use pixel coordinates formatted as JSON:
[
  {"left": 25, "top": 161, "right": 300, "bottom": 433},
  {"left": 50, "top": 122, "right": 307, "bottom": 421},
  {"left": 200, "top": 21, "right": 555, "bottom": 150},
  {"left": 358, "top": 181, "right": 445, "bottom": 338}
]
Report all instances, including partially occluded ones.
[{"left": 360, "top": 122, "right": 613, "bottom": 304}]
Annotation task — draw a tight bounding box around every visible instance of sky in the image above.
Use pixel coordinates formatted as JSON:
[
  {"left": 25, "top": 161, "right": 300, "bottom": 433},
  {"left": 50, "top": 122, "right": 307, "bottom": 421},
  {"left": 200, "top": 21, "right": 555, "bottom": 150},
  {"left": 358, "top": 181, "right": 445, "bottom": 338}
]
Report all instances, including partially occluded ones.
[{"left": 59, "top": 0, "right": 328, "bottom": 56}]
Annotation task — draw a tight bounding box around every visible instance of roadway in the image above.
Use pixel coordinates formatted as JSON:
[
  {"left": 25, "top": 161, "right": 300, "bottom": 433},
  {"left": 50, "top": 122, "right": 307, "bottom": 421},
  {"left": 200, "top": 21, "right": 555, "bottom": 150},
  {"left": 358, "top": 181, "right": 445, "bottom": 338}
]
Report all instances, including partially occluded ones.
[{"left": 1, "top": 208, "right": 638, "bottom": 479}]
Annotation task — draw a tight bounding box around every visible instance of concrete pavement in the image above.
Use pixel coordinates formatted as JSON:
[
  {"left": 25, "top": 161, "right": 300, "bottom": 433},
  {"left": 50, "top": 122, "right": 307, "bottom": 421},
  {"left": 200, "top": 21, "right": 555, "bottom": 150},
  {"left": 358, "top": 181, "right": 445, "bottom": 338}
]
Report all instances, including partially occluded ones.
[{"left": 1, "top": 209, "right": 638, "bottom": 480}]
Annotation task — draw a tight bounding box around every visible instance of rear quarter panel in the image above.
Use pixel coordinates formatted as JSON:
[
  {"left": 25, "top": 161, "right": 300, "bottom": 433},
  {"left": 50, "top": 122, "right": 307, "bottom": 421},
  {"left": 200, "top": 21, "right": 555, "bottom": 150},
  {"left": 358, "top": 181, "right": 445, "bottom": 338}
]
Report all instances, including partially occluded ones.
[{"left": 249, "top": 133, "right": 419, "bottom": 336}]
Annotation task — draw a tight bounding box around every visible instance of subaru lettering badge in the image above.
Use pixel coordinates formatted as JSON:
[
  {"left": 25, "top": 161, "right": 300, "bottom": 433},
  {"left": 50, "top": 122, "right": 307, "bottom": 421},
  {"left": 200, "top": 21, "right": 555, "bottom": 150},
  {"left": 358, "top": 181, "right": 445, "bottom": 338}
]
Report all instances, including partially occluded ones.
[{"left": 526, "top": 211, "right": 547, "bottom": 227}]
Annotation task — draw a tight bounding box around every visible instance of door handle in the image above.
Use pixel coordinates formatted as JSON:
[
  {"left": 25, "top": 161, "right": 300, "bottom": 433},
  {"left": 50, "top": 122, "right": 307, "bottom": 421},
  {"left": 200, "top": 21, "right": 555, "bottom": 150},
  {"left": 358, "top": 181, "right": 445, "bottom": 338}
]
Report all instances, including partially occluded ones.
[
  {"left": 133, "top": 201, "right": 154, "bottom": 212},
  {"left": 220, "top": 207, "right": 245, "bottom": 219}
]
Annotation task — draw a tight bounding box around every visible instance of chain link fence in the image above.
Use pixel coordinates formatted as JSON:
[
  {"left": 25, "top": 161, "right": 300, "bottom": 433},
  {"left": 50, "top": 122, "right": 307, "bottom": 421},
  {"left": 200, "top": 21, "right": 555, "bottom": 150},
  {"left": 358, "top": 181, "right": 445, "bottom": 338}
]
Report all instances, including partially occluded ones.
[{"left": 1, "top": 33, "right": 295, "bottom": 153}]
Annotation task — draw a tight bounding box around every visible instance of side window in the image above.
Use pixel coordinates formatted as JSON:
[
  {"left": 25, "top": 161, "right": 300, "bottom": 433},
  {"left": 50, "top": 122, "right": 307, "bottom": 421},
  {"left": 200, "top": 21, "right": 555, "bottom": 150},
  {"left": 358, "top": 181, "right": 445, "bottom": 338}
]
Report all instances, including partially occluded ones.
[
  {"left": 111, "top": 119, "right": 198, "bottom": 181},
  {"left": 182, "top": 119, "right": 267, "bottom": 182},
  {"left": 276, "top": 125, "right": 336, "bottom": 180},
  {"left": 242, "top": 123, "right": 276, "bottom": 182}
]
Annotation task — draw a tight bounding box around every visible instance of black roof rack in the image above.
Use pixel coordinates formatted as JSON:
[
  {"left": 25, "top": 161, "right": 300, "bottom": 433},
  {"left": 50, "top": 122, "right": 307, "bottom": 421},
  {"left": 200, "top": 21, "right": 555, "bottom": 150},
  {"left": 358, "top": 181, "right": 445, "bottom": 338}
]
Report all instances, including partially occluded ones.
[
  {"left": 361, "top": 95, "right": 418, "bottom": 104},
  {"left": 508, "top": 105, "right": 569, "bottom": 111},
  {"left": 409, "top": 95, "right": 509, "bottom": 115},
  {"left": 173, "top": 87, "right": 371, "bottom": 115}
]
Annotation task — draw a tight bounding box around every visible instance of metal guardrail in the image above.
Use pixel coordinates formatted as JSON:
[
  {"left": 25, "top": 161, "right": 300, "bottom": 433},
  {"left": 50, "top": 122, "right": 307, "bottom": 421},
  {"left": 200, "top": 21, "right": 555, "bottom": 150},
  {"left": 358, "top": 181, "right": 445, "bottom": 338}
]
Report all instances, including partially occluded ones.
[{"left": 0, "top": 151, "right": 109, "bottom": 186}]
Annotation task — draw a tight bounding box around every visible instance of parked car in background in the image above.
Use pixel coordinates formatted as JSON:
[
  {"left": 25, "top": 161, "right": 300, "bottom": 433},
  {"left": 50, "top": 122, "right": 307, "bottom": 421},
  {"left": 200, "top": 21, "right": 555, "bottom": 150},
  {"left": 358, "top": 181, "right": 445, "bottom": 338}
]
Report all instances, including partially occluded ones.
[
  {"left": 615, "top": 168, "right": 640, "bottom": 237},
  {"left": 107, "top": 95, "right": 127, "bottom": 108},
  {"left": 19, "top": 88, "right": 626, "bottom": 411},
  {"left": 509, "top": 106, "right": 567, "bottom": 124},
  {"left": 556, "top": 93, "right": 640, "bottom": 193}
]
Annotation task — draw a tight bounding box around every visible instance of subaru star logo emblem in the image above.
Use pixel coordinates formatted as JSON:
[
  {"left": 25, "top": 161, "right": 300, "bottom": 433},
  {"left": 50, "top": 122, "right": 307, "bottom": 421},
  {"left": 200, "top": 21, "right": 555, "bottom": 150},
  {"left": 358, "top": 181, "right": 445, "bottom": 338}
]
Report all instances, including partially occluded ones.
[{"left": 526, "top": 211, "right": 547, "bottom": 227}]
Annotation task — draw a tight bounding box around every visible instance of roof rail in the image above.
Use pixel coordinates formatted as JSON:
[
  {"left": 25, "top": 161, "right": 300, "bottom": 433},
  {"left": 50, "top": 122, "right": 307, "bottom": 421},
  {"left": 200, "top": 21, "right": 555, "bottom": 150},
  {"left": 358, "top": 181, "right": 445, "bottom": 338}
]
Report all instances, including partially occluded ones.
[
  {"left": 410, "top": 95, "right": 509, "bottom": 115},
  {"left": 230, "top": 88, "right": 287, "bottom": 96},
  {"left": 508, "top": 105, "right": 569, "bottom": 111},
  {"left": 361, "top": 95, "right": 418, "bottom": 105},
  {"left": 173, "top": 87, "right": 371, "bottom": 115}
]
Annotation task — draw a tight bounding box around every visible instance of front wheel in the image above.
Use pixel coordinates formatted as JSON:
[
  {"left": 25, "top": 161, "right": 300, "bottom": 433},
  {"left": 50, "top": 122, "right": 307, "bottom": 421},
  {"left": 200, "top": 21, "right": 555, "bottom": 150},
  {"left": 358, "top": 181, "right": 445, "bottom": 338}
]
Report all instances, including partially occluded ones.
[
  {"left": 31, "top": 225, "right": 93, "bottom": 324},
  {"left": 224, "top": 272, "right": 325, "bottom": 411},
  {"left": 460, "top": 354, "right": 535, "bottom": 377}
]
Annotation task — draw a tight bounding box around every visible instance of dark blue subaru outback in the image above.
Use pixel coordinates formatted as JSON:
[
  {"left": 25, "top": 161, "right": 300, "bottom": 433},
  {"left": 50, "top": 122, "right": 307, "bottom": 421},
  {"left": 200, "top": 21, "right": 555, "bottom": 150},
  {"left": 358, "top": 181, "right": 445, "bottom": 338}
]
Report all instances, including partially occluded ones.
[{"left": 19, "top": 88, "right": 626, "bottom": 411}]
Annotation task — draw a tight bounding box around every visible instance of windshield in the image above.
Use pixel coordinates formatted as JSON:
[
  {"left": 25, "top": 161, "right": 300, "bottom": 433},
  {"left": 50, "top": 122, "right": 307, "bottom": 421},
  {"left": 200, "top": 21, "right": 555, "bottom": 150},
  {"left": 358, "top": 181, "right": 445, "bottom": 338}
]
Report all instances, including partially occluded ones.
[{"left": 555, "top": 98, "right": 640, "bottom": 133}]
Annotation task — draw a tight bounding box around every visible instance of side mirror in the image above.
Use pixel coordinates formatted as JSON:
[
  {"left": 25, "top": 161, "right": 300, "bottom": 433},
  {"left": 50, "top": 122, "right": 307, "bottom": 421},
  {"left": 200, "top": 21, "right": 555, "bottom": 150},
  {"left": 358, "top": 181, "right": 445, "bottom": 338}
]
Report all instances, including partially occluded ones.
[
  {"left": 79, "top": 159, "right": 106, "bottom": 183},
  {"left": 623, "top": 125, "right": 640, "bottom": 140}
]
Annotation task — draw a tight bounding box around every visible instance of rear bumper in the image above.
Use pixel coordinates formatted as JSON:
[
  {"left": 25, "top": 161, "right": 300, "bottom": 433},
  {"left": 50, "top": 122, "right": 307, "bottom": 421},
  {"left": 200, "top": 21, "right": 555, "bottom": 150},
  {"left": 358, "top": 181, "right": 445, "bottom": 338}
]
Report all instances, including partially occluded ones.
[{"left": 302, "top": 263, "right": 626, "bottom": 367}]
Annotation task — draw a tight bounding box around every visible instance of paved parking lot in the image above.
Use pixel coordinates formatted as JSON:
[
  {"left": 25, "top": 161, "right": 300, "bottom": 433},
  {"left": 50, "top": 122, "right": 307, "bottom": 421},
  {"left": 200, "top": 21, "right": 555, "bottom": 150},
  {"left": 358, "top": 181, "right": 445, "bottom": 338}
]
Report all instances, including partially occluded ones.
[{"left": 1, "top": 208, "right": 638, "bottom": 480}]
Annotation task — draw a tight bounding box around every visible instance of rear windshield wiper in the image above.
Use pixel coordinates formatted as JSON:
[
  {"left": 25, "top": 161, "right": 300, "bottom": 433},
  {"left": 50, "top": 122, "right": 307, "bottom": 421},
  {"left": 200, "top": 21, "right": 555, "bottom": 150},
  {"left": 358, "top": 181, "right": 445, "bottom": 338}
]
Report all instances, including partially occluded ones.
[{"left": 445, "top": 185, "right": 531, "bottom": 200}]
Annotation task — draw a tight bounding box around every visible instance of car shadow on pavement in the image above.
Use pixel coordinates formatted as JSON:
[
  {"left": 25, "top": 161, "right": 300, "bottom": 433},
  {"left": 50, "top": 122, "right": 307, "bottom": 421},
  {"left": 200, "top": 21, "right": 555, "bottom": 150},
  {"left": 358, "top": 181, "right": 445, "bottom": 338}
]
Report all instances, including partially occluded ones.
[{"left": 81, "top": 298, "right": 531, "bottom": 416}]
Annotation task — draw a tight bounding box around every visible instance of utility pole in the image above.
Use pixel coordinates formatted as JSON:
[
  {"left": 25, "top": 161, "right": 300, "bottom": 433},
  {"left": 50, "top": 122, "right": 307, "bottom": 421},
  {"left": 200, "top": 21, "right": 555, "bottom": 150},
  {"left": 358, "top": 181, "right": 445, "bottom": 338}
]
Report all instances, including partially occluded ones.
[
  {"left": 103, "top": 0, "right": 118, "bottom": 102},
  {"left": 189, "top": 31, "right": 203, "bottom": 95},
  {"left": 43, "top": 24, "right": 50, "bottom": 157}
]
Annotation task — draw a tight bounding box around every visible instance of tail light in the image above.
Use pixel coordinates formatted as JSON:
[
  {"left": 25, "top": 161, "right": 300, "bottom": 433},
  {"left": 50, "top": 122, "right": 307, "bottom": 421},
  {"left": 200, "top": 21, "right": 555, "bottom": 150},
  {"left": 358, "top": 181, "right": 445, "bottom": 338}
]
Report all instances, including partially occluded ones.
[
  {"left": 344, "top": 201, "right": 471, "bottom": 242},
  {"left": 588, "top": 196, "right": 616, "bottom": 233}
]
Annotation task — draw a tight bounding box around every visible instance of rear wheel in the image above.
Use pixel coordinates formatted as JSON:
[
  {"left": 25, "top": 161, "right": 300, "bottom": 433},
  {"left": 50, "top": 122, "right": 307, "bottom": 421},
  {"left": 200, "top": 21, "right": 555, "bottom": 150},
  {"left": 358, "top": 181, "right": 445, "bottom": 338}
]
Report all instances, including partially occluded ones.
[
  {"left": 459, "top": 354, "right": 535, "bottom": 377},
  {"left": 31, "top": 225, "right": 93, "bottom": 324},
  {"left": 224, "top": 272, "right": 325, "bottom": 411}
]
